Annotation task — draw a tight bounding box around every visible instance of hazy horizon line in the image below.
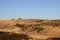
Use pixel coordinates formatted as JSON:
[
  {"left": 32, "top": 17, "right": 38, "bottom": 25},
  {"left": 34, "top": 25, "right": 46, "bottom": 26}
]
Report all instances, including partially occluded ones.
[{"left": 0, "top": 17, "right": 60, "bottom": 20}]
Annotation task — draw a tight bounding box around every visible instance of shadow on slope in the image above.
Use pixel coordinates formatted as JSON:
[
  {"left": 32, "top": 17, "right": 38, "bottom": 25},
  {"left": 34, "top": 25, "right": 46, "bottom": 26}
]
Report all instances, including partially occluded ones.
[{"left": 0, "top": 31, "right": 33, "bottom": 40}]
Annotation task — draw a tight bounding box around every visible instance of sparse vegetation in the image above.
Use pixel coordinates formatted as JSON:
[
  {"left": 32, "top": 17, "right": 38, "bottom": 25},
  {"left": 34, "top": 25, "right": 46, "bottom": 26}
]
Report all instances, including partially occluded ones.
[
  {"left": 15, "top": 23, "right": 25, "bottom": 28},
  {"left": 18, "top": 18, "right": 22, "bottom": 20},
  {"left": 0, "top": 32, "right": 33, "bottom": 40},
  {"left": 33, "top": 27, "right": 44, "bottom": 33},
  {"left": 0, "top": 19, "right": 60, "bottom": 40}
]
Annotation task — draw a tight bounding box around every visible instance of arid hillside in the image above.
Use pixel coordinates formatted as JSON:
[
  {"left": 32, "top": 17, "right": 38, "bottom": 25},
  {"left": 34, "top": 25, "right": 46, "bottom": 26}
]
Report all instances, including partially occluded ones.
[{"left": 0, "top": 18, "right": 60, "bottom": 40}]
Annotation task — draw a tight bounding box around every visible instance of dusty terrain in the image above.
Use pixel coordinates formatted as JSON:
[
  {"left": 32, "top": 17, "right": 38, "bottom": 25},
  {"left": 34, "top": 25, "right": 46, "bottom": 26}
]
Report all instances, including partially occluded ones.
[{"left": 0, "top": 18, "right": 60, "bottom": 40}]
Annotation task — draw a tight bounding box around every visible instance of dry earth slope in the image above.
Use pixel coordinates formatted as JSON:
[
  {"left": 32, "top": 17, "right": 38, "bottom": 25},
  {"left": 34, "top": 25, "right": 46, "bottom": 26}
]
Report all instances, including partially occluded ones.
[{"left": 0, "top": 18, "right": 60, "bottom": 40}]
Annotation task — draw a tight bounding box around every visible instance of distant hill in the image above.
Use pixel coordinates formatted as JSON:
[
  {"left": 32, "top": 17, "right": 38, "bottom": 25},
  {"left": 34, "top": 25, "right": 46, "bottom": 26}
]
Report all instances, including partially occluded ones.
[{"left": 0, "top": 18, "right": 60, "bottom": 40}]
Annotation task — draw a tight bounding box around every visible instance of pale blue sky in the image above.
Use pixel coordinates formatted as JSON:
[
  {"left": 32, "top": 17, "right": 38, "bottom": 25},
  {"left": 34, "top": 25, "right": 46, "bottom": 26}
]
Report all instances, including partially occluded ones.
[{"left": 0, "top": 0, "right": 60, "bottom": 19}]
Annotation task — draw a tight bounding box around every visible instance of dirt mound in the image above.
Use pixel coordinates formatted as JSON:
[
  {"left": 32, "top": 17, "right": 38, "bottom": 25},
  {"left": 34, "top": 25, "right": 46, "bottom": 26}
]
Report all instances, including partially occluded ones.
[{"left": 0, "top": 19, "right": 60, "bottom": 40}]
